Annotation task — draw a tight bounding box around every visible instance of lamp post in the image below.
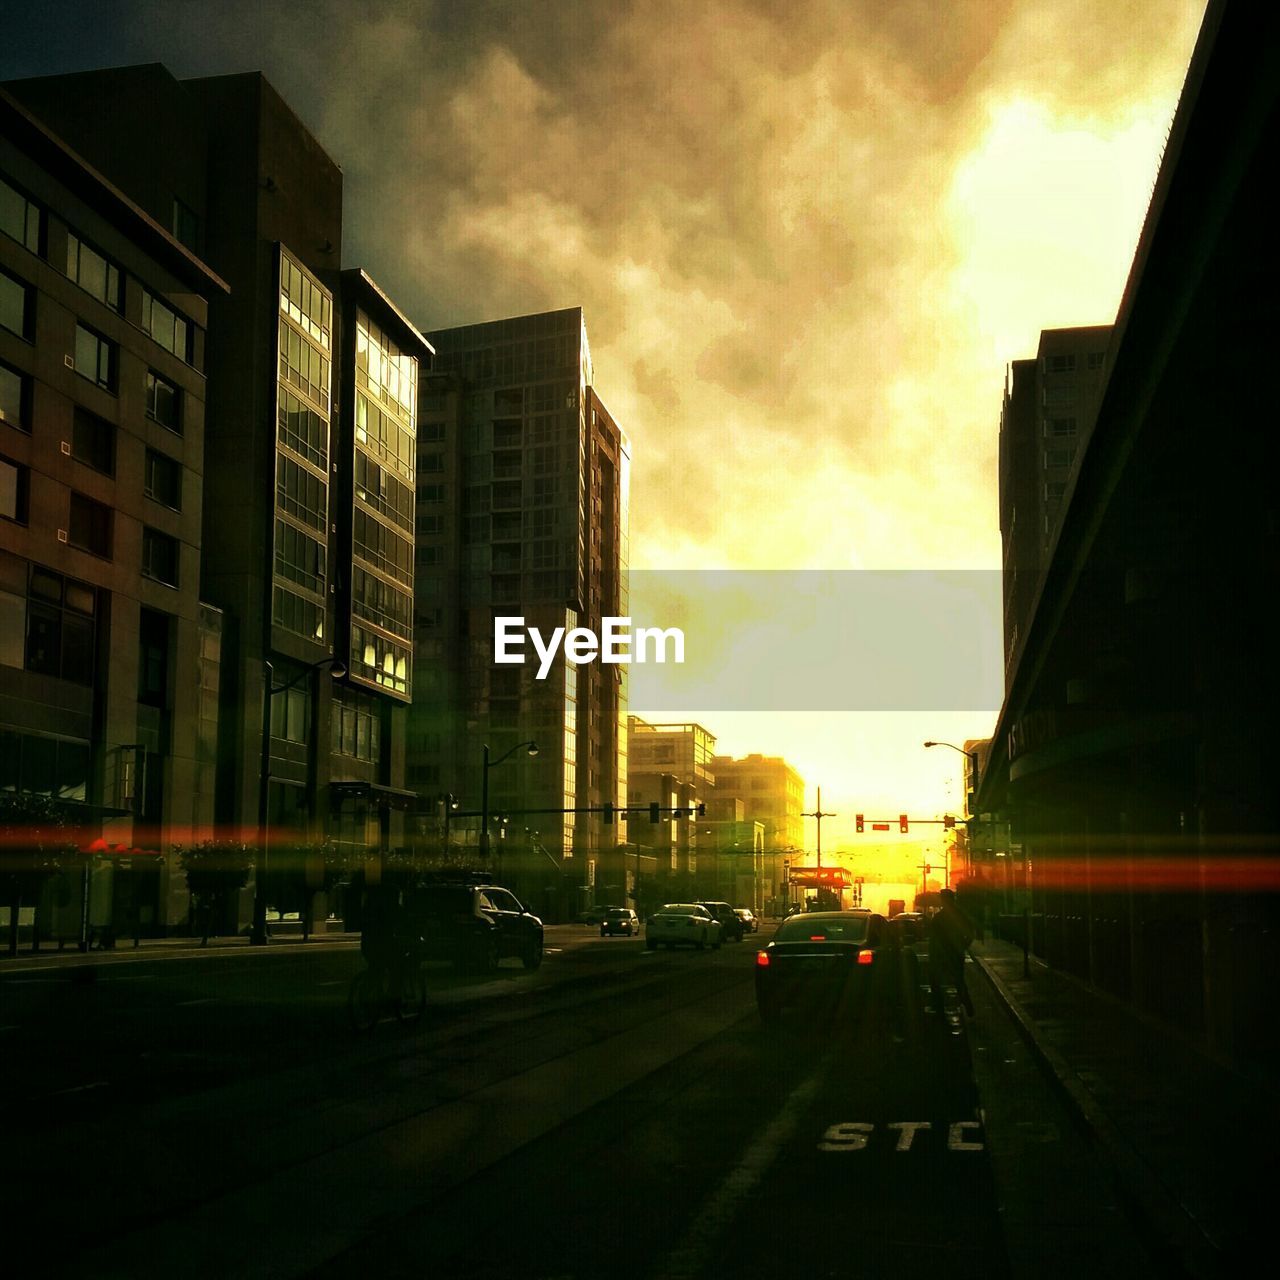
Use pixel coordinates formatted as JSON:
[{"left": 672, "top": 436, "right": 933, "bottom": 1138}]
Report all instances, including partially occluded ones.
[
  {"left": 252, "top": 656, "right": 346, "bottom": 946},
  {"left": 480, "top": 740, "right": 538, "bottom": 863},
  {"left": 923, "top": 741, "right": 979, "bottom": 805}
]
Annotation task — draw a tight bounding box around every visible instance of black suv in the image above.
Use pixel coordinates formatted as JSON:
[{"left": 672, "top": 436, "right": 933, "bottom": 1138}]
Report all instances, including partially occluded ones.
[
  {"left": 697, "top": 900, "right": 745, "bottom": 942},
  {"left": 405, "top": 880, "right": 544, "bottom": 974}
]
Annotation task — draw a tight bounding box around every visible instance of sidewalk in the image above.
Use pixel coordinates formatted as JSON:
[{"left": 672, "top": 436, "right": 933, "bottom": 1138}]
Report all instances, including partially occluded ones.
[
  {"left": 0, "top": 929, "right": 361, "bottom": 969},
  {"left": 972, "top": 937, "right": 1274, "bottom": 1279}
]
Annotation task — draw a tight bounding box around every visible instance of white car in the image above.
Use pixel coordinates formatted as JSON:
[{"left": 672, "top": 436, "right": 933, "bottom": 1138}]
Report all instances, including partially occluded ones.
[{"left": 645, "top": 903, "right": 722, "bottom": 951}]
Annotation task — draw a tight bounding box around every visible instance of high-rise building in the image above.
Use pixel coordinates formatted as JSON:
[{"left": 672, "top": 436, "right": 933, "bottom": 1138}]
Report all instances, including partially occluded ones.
[
  {"left": 7, "top": 66, "right": 428, "bottom": 935},
  {"left": 708, "top": 752, "right": 804, "bottom": 908},
  {"left": 2, "top": 86, "right": 226, "bottom": 941},
  {"left": 999, "top": 325, "right": 1112, "bottom": 683},
  {"left": 412, "top": 308, "right": 629, "bottom": 919},
  {"left": 626, "top": 716, "right": 714, "bottom": 888}
]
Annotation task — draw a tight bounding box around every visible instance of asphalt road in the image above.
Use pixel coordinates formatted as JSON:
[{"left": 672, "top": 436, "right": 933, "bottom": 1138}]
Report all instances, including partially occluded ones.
[{"left": 1, "top": 926, "right": 1158, "bottom": 1279}]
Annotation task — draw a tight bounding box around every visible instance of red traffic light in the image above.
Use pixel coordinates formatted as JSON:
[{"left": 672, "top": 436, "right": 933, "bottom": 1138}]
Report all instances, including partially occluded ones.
[
  {"left": 855, "top": 814, "right": 864, "bottom": 833},
  {"left": 899, "top": 814, "right": 909, "bottom": 833}
]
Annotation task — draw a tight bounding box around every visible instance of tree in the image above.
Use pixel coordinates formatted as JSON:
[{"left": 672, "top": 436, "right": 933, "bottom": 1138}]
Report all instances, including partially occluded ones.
[
  {"left": 175, "top": 840, "right": 252, "bottom": 945},
  {"left": 0, "top": 793, "right": 77, "bottom": 956}
]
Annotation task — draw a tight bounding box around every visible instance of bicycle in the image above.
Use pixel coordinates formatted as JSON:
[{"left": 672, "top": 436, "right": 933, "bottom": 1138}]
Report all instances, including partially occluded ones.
[{"left": 348, "top": 949, "right": 427, "bottom": 1033}]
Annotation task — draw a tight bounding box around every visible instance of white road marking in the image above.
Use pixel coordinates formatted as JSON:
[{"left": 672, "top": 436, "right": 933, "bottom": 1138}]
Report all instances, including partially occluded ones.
[
  {"left": 888, "top": 1121, "right": 931, "bottom": 1151},
  {"left": 948, "top": 1121, "right": 984, "bottom": 1151},
  {"left": 818, "top": 1122, "right": 873, "bottom": 1151}
]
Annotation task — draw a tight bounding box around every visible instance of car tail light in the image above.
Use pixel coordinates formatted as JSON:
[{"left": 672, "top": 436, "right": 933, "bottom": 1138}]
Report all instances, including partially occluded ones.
[
  {"left": 756, "top": 950, "right": 770, "bottom": 967},
  {"left": 857, "top": 949, "right": 874, "bottom": 965},
  {"left": 809, "top": 935, "right": 826, "bottom": 941}
]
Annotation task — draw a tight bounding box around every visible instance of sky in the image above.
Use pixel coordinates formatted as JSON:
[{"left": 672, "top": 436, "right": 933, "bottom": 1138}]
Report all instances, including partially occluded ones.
[{"left": 1, "top": 0, "right": 1207, "bottom": 877}]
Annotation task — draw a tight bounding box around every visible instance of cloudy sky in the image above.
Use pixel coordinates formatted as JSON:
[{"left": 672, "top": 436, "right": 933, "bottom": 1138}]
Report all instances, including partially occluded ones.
[{"left": 3, "top": 0, "right": 1206, "bottom": 875}]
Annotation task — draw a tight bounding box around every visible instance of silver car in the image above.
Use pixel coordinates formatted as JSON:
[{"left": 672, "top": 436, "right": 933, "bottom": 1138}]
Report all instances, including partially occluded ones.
[{"left": 645, "top": 903, "right": 722, "bottom": 951}]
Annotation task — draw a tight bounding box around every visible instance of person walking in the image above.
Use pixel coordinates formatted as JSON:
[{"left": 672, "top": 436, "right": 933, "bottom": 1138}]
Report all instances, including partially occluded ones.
[{"left": 928, "top": 887, "right": 976, "bottom": 1017}]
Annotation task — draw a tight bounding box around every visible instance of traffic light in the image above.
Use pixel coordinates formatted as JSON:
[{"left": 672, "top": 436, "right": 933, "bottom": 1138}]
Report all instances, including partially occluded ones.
[
  {"left": 649, "top": 801, "right": 661, "bottom": 824},
  {"left": 603, "top": 802, "right": 614, "bottom": 825},
  {"left": 924, "top": 863, "right": 931, "bottom": 875},
  {"left": 696, "top": 802, "right": 706, "bottom": 816},
  {"left": 856, "top": 814, "right": 864, "bottom": 833},
  {"left": 943, "top": 814, "right": 956, "bottom": 829},
  {"left": 899, "top": 814, "right": 909, "bottom": 833}
]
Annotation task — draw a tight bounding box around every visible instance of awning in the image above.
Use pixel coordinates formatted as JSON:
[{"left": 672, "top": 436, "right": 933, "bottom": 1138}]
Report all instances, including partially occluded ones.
[{"left": 329, "top": 781, "right": 420, "bottom": 812}]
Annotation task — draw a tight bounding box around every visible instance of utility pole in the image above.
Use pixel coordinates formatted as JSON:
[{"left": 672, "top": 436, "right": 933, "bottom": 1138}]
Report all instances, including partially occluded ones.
[{"left": 802, "top": 787, "right": 837, "bottom": 868}]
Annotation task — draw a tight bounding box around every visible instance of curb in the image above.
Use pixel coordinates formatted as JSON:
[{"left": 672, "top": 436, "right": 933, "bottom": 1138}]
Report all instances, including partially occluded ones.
[{"left": 971, "top": 949, "right": 1223, "bottom": 1280}]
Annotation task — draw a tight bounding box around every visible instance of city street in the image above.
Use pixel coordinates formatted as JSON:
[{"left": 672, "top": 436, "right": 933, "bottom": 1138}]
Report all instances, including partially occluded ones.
[{"left": 2, "top": 926, "right": 1156, "bottom": 1279}]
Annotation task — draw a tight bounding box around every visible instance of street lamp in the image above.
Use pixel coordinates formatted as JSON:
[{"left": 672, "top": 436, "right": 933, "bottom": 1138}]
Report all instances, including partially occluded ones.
[
  {"left": 253, "top": 655, "right": 346, "bottom": 945},
  {"left": 923, "top": 741, "right": 979, "bottom": 801},
  {"left": 480, "top": 740, "right": 538, "bottom": 862}
]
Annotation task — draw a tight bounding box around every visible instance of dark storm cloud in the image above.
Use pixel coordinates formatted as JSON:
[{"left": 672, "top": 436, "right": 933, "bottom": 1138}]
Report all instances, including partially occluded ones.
[{"left": 1, "top": 0, "right": 1204, "bottom": 567}]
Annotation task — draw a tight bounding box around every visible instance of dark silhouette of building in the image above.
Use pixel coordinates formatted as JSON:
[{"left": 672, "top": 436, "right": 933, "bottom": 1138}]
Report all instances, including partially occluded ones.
[
  {"left": 977, "top": 0, "right": 1280, "bottom": 1073},
  {"left": 6, "top": 66, "right": 429, "bottom": 933},
  {"left": 2, "top": 85, "right": 227, "bottom": 940},
  {"left": 411, "top": 308, "right": 630, "bottom": 920},
  {"left": 999, "top": 325, "right": 1111, "bottom": 685}
]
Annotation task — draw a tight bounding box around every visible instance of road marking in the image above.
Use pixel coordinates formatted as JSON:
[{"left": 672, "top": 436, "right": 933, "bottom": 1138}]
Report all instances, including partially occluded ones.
[
  {"left": 652, "top": 1052, "right": 832, "bottom": 1280},
  {"left": 888, "top": 1121, "right": 932, "bottom": 1151},
  {"left": 818, "top": 1121, "right": 985, "bottom": 1152}
]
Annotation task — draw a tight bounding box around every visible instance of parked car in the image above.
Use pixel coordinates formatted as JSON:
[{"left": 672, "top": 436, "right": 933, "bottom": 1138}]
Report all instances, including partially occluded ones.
[
  {"left": 754, "top": 909, "right": 888, "bottom": 1024},
  {"left": 406, "top": 880, "right": 544, "bottom": 973},
  {"left": 734, "top": 907, "right": 758, "bottom": 934},
  {"left": 697, "top": 900, "right": 745, "bottom": 942},
  {"left": 601, "top": 907, "right": 640, "bottom": 936},
  {"left": 646, "top": 903, "right": 722, "bottom": 951}
]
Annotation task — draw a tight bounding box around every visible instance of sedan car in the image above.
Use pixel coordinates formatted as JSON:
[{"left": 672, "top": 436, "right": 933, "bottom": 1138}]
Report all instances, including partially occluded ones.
[
  {"left": 734, "top": 908, "right": 758, "bottom": 934},
  {"left": 754, "top": 909, "right": 888, "bottom": 1023},
  {"left": 646, "top": 903, "right": 722, "bottom": 951},
  {"left": 601, "top": 907, "right": 640, "bottom": 936},
  {"left": 697, "top": 900, "right": 744, "bottom": 942}
]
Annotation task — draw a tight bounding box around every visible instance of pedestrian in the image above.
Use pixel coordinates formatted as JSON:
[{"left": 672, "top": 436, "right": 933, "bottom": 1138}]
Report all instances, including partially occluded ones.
[{"left": 928, "top": 887, "right": 976, "bottom": 1017}]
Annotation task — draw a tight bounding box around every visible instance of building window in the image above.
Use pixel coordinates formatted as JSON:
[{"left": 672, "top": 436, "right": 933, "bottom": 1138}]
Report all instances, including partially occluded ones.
[
  {"left": 1043, "top": 448, "right": 1074, "bottom": 470},
  {"left": 1044, "top": 480, "right": 1067, "bottom": 501},
  {"left": 279, "top": 317, "right": 331, "bottom": 411},
  {"left": 65, "top": 232, "right": 122, "bottom": 310},
  {"left": 419, "top": 451, "right": 444, "bottom": 473},
  {"left": 1, "top": 456, "right": 28, "bottom": 524},
  {"left": 270, "top": 681, "right": 310, "bottom": 744},
  {"left": 171, "top": 198, "right": 200, "bottom": 252},
  {"left": 74, "top": 324, "right": 115, "bottom": 391},
  {"left": 0, "top": 730, "right": 90, "bottom": 799},
  {"left": 416, "top": 512, "right": 443, "bottom": 536},
  {"left": 68, "top": 492, "right": 112, "bottom": 558},
  {"left": 24, "top": 564, "right": 96, "bottom": 685},
  {"left": 141, "top": 290, "right": 191, "bottom": 363},
  {"left": 276, "top": 453, "right": 327, "bottom": 532},
  {"left": 0, "top": 360, "right": 29, "bottom": 430},
  {"left": 142, "top": 526, "right": 179, "bottom": 586},
  {"left": 1087, "top": 351, "right": 1105, "bottom": 371},
  {"left": 279, "top": 251, "right": 331, "bottom": 349},
  {"left": 71, "top": 407, "right": 116, "bottom": 475},
  {"left": 144, "top": 448, "right": 182, "bottom": 510},
  {"left": 1044, "top": 416, "right": 1077, "bottom": 438},
  {"left": 145, "top": 369, "right": 181, "bottom": 432},
  {"left": 277, "top": 387, "right": 327, "bottom": 468},
  {"left": 272, "top": 584, "right": 325, "bottom": 641},
  {"left": 1, "top": 268, "right": 32, "bottom": 339},
  {"left": 331, "top": 689, "right": 381, "bottom": 763},
  {"left": 1044, "top": 353, "right": 1077, "bottom": 373},
  {"left": 1, "top": 175, "right": 41, "bottom": 252},
  {"left": 420, "top": 421, "right": 445, "bottom": 442},
  {"left": 1042, "top": 385, "right": 1075, "bottom": 408},
  {"left": 274, "top": 518, "right": 326, "bottom": 596}
]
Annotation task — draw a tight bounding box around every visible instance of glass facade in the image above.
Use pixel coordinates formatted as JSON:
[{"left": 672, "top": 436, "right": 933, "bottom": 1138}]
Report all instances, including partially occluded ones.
[
  {"left": 272, "top": 247, "right": 331, "bottom": 644},
  {"left": 350, "top": 308, "right": 415, "bottom": 699}
]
